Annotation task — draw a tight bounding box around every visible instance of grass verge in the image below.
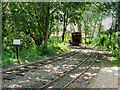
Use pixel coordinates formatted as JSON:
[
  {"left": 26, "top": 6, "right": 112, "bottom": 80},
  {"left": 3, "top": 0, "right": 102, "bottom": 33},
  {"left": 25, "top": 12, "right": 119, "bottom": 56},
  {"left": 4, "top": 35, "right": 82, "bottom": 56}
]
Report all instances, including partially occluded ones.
[{"left": 2, "top": 41, "right": 69, "bottom": 67}]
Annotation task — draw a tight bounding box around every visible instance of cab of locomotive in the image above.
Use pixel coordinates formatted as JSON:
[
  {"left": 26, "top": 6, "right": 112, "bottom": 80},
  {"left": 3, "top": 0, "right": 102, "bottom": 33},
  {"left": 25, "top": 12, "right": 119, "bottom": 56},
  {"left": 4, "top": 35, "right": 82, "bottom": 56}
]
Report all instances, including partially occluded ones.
[{"left": 70, "top": 32, "right": 82, "bottom": 45}]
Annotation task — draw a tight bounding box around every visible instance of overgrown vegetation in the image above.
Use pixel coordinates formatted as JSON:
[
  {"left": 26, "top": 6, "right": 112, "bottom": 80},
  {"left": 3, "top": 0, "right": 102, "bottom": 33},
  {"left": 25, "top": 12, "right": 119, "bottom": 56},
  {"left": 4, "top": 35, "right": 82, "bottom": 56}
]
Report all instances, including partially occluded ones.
[{"left": 2, "top": 37, "right": 69, "bottom": 66}]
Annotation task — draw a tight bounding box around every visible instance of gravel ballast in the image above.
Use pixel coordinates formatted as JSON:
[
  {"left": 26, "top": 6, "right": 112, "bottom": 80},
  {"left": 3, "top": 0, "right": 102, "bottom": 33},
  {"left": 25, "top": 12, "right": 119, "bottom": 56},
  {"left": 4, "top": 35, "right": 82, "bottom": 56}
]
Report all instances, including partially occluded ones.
[
  {"left": 3, "top": 48, "right": 90, "bottom": 88},
  {"left": 2, "top": 46, "right": 117, "bottom": 89}
]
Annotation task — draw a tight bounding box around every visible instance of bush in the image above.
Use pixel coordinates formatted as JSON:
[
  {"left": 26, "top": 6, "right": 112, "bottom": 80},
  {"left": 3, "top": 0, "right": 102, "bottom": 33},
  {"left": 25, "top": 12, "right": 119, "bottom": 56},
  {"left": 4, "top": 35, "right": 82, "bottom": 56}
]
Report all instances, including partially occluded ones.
[{"left": 2, "top": 38, "right": 69, "bottom": 67}]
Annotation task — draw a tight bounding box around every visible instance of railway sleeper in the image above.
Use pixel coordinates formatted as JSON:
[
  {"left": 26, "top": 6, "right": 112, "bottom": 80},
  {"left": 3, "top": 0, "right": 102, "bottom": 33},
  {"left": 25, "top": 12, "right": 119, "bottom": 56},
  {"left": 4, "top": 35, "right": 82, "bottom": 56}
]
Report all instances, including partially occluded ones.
[
  {"left": 15, "top": 68, "right": 22, "bottom": 71},
  {"left": 31, "top": 64, "right": 39, "bottom": 66},
  {"left": 16, "top": 73, "right": 26, "bottom": 76},
  {"left": 42, "top": 81, "right": 48, "bottom": 85},
  {"left": 5, "top": 71, "right": 12, "bottom": 74},
  {"left": 3, "top": 77, "right": 15, "bottom": 80},
  {"left": 33, "top": 67, "right": 38, "bottom": 69},
  {"left": 39, "top": 61, "right": 46, "bottom": 64},
  {"left": 20, "top": 69, "right": 29, "bottom": 73}
]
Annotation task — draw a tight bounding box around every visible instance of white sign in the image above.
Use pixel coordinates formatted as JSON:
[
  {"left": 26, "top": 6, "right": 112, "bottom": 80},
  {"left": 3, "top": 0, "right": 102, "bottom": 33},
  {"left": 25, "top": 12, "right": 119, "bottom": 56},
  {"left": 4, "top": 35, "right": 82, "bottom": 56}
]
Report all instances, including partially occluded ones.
[{"left": 13, "top": 39, "right": 20, "bottom": 45}]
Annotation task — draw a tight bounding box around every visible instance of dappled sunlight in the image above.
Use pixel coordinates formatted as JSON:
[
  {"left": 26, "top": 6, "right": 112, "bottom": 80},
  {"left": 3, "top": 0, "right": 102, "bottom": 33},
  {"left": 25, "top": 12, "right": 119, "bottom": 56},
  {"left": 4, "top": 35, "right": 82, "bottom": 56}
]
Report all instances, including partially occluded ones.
[
  {"left": 84, "top": 72, "right": 92, "bottom": 76},
  {"left": 53, "top": 66, "right": 59, "bottom": 71},
  {"left": 78, "top": 67, "right": 89, "bottom": 69},
  {"left": 44, "top": 69, "right": 51, "bottom": 72},
  {"left": 92, "top": 73, "right": 97, "bottom": 76},
  {"left": 90, "top": 67, "right": 119, "bottom": 88},
  {"left": 40, "top": 79, "right": 50, "bottom": 82},
  {"left": 9, "top": 84, "right": 22, "bottom": 88},
  {"left": 91, "top": 67, "right": 100, "bottom": 70},
  {"left": 102, "top": 67, "right": 119, "bottom": 73},
  {"left": 111, "top": 67, "right": 119, "bottom": 70},
  {"left": 70, "top": 74, "right": 78, "bottom": 78},
  {"left": 19, "top": 81, "right": 26, "bottom": 84},
  {"left": 49, "top": 86, "right": 53, "bottom": 88},
  {"left": 19, "top": 80, "right": 30, "bottom": 84},
  {"left": 72, "top": 58, "right": 78, "bottom": 60},
  {"left": 62, "top": 64, "right": 76, "bottom": 67},
  {"left": 57, "top": 57, "right": 63, "bottom": 59},
  {"left": 54, "top": 71, "right": 64, "bottom": 73},
  {"left": 28, "top": 77, "right": 32, "bottom": 79},
  {"left": 102, "top": 68, "right": 113, "bottom": 73},
  {"left": 82, "top": 50, "right": 90, "bottom": 53},
  {"left": 115, "top": 73, "right": 118, "bottom": 76},
  {"left": 107, "top": 56, "right": 115, "bottom": 61}
]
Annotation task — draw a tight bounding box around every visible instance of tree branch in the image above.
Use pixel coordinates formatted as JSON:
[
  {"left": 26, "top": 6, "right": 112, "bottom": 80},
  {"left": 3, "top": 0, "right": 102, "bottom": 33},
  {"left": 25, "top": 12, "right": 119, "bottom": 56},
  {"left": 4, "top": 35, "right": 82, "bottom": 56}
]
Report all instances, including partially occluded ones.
[{"left": 1, "top": 0, "right": 9, "bottom": 13}]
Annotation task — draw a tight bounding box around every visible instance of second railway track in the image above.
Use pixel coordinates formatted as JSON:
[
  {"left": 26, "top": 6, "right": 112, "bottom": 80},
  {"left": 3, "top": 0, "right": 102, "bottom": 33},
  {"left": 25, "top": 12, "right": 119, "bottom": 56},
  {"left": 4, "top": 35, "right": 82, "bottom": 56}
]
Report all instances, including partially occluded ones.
[
  {"left": 2, "top": 49, "right": 79, "bottom": 80},
  {"left": 39, "top": 52, "right": 98, "bottom": 89}
]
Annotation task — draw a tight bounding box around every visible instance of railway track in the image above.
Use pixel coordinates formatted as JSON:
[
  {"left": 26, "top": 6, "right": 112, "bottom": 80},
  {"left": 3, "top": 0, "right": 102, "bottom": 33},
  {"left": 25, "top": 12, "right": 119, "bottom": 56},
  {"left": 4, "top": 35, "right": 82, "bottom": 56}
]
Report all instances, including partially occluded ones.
[
  {"left": 1, "top": 49, "right": 80, "bottom": 80},
  {"left": 39, "top": 52, "right": 98, "bottom": 89}
]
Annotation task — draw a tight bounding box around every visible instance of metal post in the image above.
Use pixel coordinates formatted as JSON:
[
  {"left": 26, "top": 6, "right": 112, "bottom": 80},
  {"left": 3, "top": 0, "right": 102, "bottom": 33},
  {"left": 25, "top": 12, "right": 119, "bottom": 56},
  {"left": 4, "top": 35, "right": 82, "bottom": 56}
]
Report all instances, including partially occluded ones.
[{"left": 16, "top": 45, "right": 20, "bottom": 63}]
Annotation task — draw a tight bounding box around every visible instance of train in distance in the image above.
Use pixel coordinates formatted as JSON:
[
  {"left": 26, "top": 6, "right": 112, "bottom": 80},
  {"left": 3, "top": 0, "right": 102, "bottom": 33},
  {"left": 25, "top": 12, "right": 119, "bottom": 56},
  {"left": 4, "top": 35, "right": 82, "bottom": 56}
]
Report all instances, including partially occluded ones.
[{"left": 69, "top": 32, "right": 82, "bottom": 45}]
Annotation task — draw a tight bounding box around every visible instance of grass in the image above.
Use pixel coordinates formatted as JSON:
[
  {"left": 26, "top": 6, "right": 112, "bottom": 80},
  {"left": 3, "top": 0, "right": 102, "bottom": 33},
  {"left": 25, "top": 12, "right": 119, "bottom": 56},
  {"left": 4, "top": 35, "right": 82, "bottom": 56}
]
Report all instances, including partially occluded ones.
[
  {"left": 110, "top": 55, "right": 120, "bottom": 66},
  {"left": 2, "top": 38, "right": 69, "bottom": 67},
  {"left": 110, "top": 60, "right": 120, "bottom": 66}
]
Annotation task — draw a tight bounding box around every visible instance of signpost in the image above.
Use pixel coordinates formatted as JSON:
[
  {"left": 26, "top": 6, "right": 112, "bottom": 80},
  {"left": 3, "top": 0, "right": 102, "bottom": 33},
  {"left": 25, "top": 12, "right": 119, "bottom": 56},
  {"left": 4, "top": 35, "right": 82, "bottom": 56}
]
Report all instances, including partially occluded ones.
[{"left": 13, "top": 39, "right": 20, "bottom": 63}]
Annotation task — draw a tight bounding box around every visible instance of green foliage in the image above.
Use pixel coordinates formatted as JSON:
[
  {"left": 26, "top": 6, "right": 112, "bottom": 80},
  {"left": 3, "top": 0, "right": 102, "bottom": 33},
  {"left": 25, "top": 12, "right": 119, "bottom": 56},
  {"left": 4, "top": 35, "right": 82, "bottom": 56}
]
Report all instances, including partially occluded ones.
[
  {"left": 88, "top": 31, "right": 120, "bottom": 66},
  {"left": 2, "top": 2, "right": 120, "bottom": 67},
  {"left": 110, "top": 57, "right": 120, "bottom": 66},
  {"left": 2, "top": 38, "right": 69, "bottom": 67}
]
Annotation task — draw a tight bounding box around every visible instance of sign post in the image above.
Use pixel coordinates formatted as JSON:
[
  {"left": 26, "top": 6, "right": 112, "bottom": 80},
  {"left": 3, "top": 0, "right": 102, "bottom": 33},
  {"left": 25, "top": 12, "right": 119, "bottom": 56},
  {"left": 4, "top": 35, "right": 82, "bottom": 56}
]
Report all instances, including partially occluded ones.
[{"left": 13, "top": 39, "right": 20, "bottom": 63}]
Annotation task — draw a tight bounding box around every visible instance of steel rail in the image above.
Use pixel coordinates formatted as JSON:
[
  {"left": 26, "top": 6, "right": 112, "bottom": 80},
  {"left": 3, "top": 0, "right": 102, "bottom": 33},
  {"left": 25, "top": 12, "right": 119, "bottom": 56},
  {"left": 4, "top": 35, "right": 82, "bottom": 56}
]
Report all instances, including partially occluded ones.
[
  {"left": 1, "top": 50, "right": 75, "bottom": 74},
  {"left": 39, "top": 52, "right": 92, "bottom": 89},
  {"left": 1, "top": 50, "right": 79, "bottom": 80},
  {"left": 62, "top": 53, "right": 98, "bottom": 89},
  {"left": 2, "top": 44, "right": 82, "bottom": 74}
]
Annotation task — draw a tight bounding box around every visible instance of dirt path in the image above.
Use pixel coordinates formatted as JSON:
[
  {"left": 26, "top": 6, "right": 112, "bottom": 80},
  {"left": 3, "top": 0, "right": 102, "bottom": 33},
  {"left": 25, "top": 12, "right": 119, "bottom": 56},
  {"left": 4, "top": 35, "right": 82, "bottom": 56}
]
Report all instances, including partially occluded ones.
[
  {"left": 88, "top": 66, "right": 119, "bottom": 88},
  {"left": 87, "top": 47, "right": 119, "bottom": 89}
]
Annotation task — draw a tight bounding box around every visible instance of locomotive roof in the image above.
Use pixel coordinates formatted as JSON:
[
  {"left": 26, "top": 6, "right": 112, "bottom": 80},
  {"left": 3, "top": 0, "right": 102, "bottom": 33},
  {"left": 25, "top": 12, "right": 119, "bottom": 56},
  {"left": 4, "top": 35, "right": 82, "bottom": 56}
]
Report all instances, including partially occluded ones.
[{"left": 72, "top": 32, "right": 81, "bottom": 34}]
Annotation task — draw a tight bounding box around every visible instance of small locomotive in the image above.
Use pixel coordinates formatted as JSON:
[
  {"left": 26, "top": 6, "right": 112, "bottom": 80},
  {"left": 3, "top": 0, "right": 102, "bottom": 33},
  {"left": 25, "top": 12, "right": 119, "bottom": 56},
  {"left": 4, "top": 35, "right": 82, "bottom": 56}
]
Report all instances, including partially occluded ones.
[{"left": 69, "top": 32, "right": 82, "bottom": 45}]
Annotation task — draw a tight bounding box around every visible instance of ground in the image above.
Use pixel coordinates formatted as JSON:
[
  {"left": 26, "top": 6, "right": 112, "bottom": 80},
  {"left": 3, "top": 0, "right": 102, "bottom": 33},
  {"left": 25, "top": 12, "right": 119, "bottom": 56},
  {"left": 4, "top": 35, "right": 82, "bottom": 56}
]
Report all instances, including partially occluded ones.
[{"left": 1, "top": 46, "right": 119, "bottom": 89}]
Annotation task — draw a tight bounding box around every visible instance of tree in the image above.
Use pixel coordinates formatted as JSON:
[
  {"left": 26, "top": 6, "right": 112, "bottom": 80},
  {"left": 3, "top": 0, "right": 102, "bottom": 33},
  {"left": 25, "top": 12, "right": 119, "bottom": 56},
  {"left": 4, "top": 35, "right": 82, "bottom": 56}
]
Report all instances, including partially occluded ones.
[{"left": 2, "top": 2, "right": 60, "bottom": 47}]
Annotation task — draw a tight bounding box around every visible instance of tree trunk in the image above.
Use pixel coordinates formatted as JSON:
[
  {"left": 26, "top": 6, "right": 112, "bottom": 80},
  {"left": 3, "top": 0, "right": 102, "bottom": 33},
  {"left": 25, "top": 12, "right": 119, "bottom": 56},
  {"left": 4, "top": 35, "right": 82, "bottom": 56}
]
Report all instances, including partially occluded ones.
[
  {"left": 62, "top": 13, "right": 66, "bottom": 42},
  {"left": 85, "top": 29, "right": 87, "bottom": 44},
  {"left": 44, "top": 4, "right": 50, "bottom": 47},
  {"left": 62, "top": 26, "right": 66, "bottom": 42},
  {"left": 48, "top": 20, "right": 53, "bottom": 39}
]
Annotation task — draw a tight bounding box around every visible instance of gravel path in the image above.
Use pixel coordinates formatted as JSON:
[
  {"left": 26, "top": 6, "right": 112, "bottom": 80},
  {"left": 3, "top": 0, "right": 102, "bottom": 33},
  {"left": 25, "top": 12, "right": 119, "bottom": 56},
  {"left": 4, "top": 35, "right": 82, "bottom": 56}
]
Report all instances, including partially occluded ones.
[{"left": 88, "top": 66, "right": 120, "bottom": 88}]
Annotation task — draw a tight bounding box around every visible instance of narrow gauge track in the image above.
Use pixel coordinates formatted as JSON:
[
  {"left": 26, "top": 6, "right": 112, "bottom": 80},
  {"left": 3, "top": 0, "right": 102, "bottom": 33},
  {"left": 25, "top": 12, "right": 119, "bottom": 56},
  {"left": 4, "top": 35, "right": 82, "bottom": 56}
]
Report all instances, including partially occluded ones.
[
  {"left": 39, "top": 52, "right": 98, "bottom": 89},
  {"left": 1, "top": 49, "right": 74, "bottom": 73},
  {"left": 1, "top": 50, "right": 80, "bottom": 80}
]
